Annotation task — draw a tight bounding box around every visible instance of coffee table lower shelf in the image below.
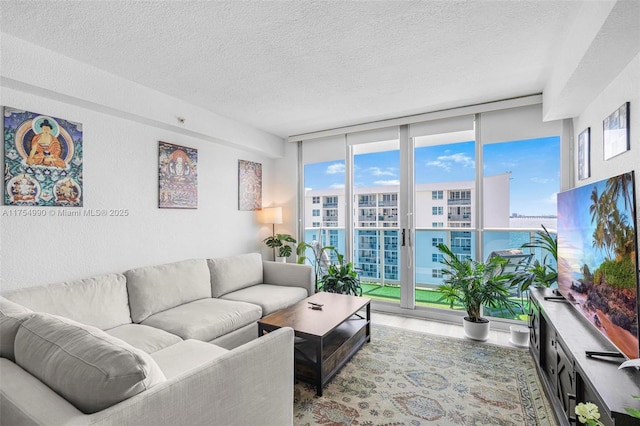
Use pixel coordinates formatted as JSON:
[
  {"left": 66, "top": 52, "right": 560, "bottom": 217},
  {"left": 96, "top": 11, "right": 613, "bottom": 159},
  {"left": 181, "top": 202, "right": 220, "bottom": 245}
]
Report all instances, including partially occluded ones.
[{"left": 294, "top": 315, "right": 370, "bottom": 396}]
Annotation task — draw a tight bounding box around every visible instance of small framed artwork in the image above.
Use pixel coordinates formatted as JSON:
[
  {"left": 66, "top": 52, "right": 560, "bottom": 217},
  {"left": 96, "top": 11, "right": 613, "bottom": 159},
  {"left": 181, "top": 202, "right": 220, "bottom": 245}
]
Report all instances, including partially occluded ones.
[
  {"left": 238, "top": 159, "right": 262, "bottom": 211},
  {"left": 158, "top": 141, "right": 198, "bottom": 209},
  {"left": 603, "top": 102, "right": 630, "bottom": 160},
  {"left": 3, "top": 106, "right": 83, "bottom": 207},
  {"left": 578, "top": 127, "right": 590, "bottom": 180}
]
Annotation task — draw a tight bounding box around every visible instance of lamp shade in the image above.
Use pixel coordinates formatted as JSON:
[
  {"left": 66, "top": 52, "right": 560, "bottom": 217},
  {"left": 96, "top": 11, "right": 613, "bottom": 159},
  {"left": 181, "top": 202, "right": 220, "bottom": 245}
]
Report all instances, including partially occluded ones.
[{"left": 262, "top": 206, "right": 283, "bottom": 225}]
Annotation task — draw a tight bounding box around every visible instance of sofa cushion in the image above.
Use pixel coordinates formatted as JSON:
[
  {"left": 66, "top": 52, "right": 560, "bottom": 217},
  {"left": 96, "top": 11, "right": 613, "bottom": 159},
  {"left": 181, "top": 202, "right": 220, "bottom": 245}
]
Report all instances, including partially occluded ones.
[
  {"left": 3, "top": 273, "right": 131, "bottom": 330},
  {"left": 263, "top": 260, "right": 315, "bottom": 294},
  {"left": 150, "top": 339, "right": 228, "bottom": 380},
  {"left": 14, "top": 313, "right": 166, "bottom": 414},
  {"left": 221, "top": 284, "right": 308, "bottom": 316},
  {"left": 106, "top": 323, "right": 183, "bottom": 354},
  {"left": 141, "top": 298, "right": 262, "bottom": 342},
  {"left": 208, "top": 253, "right": 263, "bottom": 297},
  {"left": 0, "top": 296, "right": 34, "bottom": 361},
  {"left": 125, "top": 258, "right": 212, "bottom": 323}
]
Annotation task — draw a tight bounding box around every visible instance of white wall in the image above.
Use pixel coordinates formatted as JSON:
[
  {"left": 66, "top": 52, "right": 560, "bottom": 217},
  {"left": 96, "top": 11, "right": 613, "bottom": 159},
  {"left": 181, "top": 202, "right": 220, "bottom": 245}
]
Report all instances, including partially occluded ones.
[
  {"left": 0, "top": 36, "right": 296, "bottom": 291},
  {"left": 570, "top": 52, "right": 640, "bottom": 270},
  {"left": 572, "top": 53, "right": 639, "bottom": 187}
]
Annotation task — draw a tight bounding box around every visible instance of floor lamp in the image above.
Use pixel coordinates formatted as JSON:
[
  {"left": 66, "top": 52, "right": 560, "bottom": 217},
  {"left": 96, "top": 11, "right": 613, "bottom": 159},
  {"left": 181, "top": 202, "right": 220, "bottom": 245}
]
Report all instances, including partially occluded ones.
[{"left": 262, "top": 206, "right": 283, "bottom": 259}]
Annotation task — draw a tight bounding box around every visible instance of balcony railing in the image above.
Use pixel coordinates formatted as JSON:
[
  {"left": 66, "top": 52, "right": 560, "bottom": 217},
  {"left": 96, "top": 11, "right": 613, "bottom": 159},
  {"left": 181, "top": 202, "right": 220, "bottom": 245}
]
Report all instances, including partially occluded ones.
[{"left": 447, "top": 199, "right": 471, "bottom": 205}]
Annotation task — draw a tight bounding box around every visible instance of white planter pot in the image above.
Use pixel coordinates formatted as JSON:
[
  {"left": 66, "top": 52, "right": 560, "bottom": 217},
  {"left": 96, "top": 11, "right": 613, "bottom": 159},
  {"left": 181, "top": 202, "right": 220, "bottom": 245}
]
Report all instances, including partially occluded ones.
[
  {"left": 275, "top": 256, "right": 287, "bottom": 263},
  {"left": 509, "top": 325, "right": 530, "bottom": 347},
  {"left": 463, "top": 317, "right": 490, "bottom": 341}
]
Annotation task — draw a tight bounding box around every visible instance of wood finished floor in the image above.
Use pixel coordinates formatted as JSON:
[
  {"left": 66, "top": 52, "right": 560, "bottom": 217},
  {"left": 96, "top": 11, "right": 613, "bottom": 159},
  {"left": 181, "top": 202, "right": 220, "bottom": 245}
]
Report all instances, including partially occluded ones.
[{"left": 371, "top": 312, "right": 519, "bottom": 348}]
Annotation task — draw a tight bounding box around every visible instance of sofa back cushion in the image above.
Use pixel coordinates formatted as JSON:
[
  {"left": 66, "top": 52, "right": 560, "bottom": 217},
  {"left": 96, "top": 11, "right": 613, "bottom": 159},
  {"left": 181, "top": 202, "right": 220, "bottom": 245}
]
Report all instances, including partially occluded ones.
[
  {"left": 208, "top": 253, "right": 263, "bottom": 297},
  {"left": 3, "top": 273, "right": 131, "bottom": 330},
  {"left": 0, "top": 296, "right": 33, "bottom": 361},
  {"left": 14, "top": 313, "right": 166, "bottom": 414},
  {"left": 125, "top": 258, "right": 212, "bottom": 323}
]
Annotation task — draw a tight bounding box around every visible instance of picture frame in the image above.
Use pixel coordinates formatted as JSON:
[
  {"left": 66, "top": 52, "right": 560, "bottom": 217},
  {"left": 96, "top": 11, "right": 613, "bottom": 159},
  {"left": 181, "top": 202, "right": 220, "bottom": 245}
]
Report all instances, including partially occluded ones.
[
  {"left": 3, "top": 106, "right": 83, "bottom": 207},
  {"left": 578, "top": 127, "right": 590, "bottom": 180},
  {"left": 158, "top": 141, "right": 198, "bottom": 209},
  {"left": 603, "top": 102, "right": 630, "bottom": 160},
  {"left": 238, "top": 159, "right": 262, "bottom": 211}
]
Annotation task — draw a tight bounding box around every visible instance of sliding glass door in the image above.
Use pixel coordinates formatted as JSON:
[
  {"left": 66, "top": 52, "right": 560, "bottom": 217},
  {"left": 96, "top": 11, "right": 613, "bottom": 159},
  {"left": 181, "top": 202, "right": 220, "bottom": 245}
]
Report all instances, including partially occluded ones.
[
  {"left": 412, "top": 116, "right": 476, "bottom": 312},
  {"left": 351, "top": 136, "right": 402, "bottom": 305},
  {"left": 300, "top": 103, "right": 562, "bottom": 322}
]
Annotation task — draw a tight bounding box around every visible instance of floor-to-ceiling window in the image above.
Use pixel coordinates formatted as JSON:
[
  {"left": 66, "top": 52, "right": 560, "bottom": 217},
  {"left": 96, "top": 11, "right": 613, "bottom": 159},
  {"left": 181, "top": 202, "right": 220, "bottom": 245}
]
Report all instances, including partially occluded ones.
[
  {"left": 480, "top": 106, "right": 561, "bottom": 319},
  {"left": 301, "top": 136, "right": 346, "bottom": 271},
  {"left": 351, "top": 135, "right": 401, "bottom": 304},
  {"left": 299, "top": 100, "right": 562, "bottom": 325}
]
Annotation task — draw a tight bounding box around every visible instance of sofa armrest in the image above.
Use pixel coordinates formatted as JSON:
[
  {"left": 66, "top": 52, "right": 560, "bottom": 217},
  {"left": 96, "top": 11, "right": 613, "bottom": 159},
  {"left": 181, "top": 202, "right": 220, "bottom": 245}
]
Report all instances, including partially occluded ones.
[
  {"left": 263, "top": 261, "right": 314, "bottom": 296},
  {"left": 0, "top": 327, "right": 295, "bottom": 426}
]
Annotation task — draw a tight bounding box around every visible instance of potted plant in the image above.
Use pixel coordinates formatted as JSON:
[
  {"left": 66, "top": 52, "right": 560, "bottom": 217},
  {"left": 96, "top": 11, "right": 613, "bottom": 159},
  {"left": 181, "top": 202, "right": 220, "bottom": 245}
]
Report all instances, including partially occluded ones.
[
  {"left": 509, "top": 225, "right": 558, "bottom": 292},
  {"left": 296, "top": 240, "right": 334, "bottom": 290},
  {"left": 264, "top": 233, "right": 297, "bottom": 262},
  {"left": 318, "top": 251, "right": 362, "bottom": 296},
  {"left": 437, "top": 243, "right": 518, "bottom": 340}
]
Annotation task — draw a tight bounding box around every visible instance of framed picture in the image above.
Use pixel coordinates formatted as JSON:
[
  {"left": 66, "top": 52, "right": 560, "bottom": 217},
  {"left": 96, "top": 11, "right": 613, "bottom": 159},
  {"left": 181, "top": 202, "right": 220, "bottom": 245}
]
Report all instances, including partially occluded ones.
[
  {"left": 158, "top": 141, "right": 198, "bottom": 209},
  {"left": 603, "top": 102, "right": 630, "bottom": 160},
  {"left": 238, "top": 159, "right": 262, "bottom": 211},
  {"left": 3, "top": 107, "right": 83, "bottom": 206},
  {"left": 578, "top": 127, "right": 590, "bottom": 180}
]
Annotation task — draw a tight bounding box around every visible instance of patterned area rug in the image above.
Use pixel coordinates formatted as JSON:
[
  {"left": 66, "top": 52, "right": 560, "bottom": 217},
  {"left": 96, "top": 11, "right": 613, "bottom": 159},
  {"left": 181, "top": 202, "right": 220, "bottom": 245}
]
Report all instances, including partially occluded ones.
[{"left": 293, "top": 324, "right": 557, "bottom": 426}]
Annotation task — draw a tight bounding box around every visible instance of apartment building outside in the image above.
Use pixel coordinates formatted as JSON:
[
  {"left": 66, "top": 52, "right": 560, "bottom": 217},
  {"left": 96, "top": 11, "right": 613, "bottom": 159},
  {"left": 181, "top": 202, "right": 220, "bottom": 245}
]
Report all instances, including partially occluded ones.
[{"left": 303, "top": 173, "right": 511, "bottom": 287}]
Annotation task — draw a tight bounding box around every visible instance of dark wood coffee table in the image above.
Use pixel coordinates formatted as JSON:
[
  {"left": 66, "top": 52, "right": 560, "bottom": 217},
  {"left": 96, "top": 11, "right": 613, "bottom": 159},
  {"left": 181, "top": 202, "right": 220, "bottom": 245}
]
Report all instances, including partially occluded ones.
[{"left": 258, "top": 292, "right": 371, "bottom": 396}]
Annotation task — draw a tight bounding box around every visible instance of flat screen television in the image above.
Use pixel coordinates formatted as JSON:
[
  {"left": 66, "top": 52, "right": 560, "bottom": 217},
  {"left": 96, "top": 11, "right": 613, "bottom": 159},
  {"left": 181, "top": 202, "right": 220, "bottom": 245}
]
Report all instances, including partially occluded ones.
[{"left": 557, "top": 171, "right": 639, "bottom": 359}]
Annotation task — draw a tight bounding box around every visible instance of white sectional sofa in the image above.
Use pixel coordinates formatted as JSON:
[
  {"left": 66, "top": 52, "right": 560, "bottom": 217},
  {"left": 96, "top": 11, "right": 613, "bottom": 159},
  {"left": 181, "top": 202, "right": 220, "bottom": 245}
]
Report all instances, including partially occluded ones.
[{"left": 0, "top": 253, "right": 314, "bottom": 426}]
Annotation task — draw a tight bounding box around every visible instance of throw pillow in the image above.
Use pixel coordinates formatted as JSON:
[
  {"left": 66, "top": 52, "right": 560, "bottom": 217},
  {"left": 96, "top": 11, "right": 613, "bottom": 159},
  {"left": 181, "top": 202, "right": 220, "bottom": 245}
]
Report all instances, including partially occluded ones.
[{"left": 14, "top": 313, "right": 166, "bottom": 414}]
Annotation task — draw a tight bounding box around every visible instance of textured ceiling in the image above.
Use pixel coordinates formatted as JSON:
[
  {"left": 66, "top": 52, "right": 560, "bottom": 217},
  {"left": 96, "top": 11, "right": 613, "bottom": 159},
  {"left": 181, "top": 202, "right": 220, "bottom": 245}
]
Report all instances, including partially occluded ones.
[{"left": 0, "top": 1, "right": 584, "bottom": 138}]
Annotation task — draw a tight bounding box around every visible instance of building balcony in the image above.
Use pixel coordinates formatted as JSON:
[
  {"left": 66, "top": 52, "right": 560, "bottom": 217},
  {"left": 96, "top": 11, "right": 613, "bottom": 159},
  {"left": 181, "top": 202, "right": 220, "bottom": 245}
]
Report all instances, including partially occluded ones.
[
  {"left": 323, "top": 203, "right": 338, "bottom": 208},
  {"left": 358, "top": 201, "right": 376, "bottom": 207},
  {"left": 378, "top": 201, "right": 397, "bottom": 207},
  {"left": 447, "top": 199, "right": 471, "bottom": 206}
]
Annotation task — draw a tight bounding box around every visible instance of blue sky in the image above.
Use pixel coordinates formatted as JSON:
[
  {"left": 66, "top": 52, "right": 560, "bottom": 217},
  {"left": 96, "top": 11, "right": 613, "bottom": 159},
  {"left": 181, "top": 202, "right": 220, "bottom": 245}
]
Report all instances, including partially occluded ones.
[{"left": 305, "top": 136, "right": 560, "bottom": 216}]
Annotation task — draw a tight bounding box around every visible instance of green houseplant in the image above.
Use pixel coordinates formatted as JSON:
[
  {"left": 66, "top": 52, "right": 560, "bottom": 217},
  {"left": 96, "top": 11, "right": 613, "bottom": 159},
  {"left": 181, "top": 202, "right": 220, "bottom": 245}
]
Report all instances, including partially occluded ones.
[
  {"left": 297, "top": 241, "right": 362, "bottom": 295},
  {"left": 437, "top": 243, "right": 518, "bottom": 340},
  {"left": 509, "top": 225, "right": 558, "bottom": 292},
  {"left": 318, "top": 251, "right": 362, "bottom": 296},
  {"left": 263, "top": 233, "right": 297, "bottom": 262},
  {"left": 296, "top": 240, "right": 334, "bottom": 290}
]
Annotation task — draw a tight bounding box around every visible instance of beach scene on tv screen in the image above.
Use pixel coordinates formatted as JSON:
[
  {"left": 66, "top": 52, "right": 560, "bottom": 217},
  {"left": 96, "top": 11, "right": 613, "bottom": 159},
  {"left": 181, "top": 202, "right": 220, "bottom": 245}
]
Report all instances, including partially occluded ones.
[{"left": 557, "top": 171, "right": 638, "bottom": 359}]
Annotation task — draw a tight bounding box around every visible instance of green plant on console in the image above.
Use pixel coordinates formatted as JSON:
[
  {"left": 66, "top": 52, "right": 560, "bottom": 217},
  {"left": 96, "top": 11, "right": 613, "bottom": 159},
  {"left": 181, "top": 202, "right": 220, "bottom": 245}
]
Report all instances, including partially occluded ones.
[
  {"left": 626, "top": 395, "right": 640, "bottom": 419},
  {"left": 263, "top": 234, "right": 297, "bottom": 258},
  {"left": 437, "top": 243, "right": 518, "bottom": 322},
  {"left": 318, "top": 251, "right": 362, "bottom": 296},
  {"left": 509, "top": 224, "right": 558, "bottom": 292}
]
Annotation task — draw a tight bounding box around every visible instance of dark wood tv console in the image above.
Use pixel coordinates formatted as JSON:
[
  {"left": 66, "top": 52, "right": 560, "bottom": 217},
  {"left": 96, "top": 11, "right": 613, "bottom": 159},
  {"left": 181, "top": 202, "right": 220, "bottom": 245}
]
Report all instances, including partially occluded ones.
[{"left": 529, "top": 288, "right": 640, "bottom": 425}]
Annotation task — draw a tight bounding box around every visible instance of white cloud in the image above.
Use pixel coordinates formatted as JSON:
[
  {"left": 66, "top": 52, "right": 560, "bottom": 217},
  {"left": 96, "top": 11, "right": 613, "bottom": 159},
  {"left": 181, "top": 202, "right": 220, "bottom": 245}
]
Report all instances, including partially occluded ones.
[
  {"left": 326, "top": 163, "right": 345, "bottom": 174},
  {"left": 427, "top": 160, "right": 450, "bottom": 171},
  {"left": 368, "top": 167, "right": 395, "bottom": 177},
  {"left": 426, "top": 153, "right": 474, "bottom": 172},
  {"left": 546, "top": 193, "right": 558, "bottom": 203},
  {"left": 330, "top": 183, "right": 345, "bottom": 189},
  {"left": 374, "top": 179, "right": 400, "bottom": 186}
]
